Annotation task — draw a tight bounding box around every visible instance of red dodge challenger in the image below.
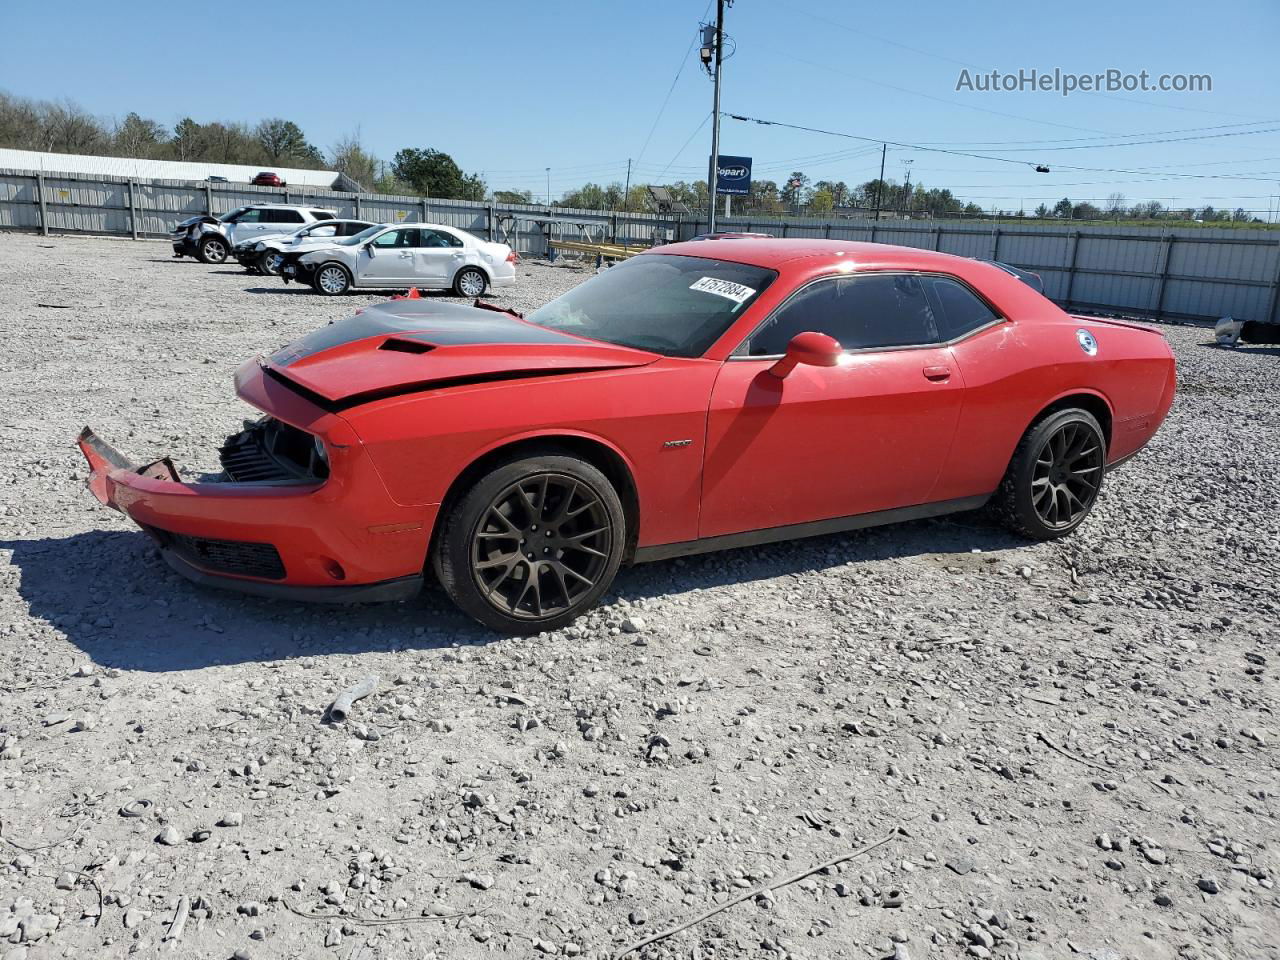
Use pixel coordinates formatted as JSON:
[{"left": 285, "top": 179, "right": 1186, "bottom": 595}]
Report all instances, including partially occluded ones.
[{"left": 79, "top": 240, "right": 1176, "bottom": 633}]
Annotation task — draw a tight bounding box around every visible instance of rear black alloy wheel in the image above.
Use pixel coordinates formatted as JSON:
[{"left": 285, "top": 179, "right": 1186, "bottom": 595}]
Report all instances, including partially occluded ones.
[
  {"left": 436, "top": 454, "right": 626, "bottom": 633},
  {"left": 996, "top": 408, "right": 1105, "bottom": 540},
  {"left": 1031, "top": 420, "right": 1104, "bottom": 529}
]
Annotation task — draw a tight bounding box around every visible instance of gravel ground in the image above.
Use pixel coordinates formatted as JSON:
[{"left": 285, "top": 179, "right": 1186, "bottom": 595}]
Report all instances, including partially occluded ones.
[{"left": 1, "top": 231, "right": 1277, "bottom": 960}]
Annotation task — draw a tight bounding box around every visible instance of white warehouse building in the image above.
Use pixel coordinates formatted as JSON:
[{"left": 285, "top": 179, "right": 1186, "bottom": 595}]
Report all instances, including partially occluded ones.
[{"left": 0, "top": 148, "right": 357, "bottom": 190}]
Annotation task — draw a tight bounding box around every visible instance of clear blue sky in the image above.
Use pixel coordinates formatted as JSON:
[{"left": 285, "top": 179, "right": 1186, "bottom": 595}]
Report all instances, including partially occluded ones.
[{"left": 4, "top": 0, "right": 1278, "bottom": 214}]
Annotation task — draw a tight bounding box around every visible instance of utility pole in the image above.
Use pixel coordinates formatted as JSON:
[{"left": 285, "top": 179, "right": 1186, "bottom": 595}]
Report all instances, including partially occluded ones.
[
  {"left": 623, "top": 158, "right": 631, "bottom": 213},
  {"left": 873, "top": 143, "right": 886, "bottom": 221},
  {"left": 706, "top": 0, "right": 726, "bottom": 234},
  {"left": 546, "top": 167, "right": 551, "bottom": 207},
  {"left": 900, "top": 158, "right": 913, "bottom": 217}
]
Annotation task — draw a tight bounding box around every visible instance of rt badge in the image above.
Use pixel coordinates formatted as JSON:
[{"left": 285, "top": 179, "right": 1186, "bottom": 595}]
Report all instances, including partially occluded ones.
[{"left": 1076, "top": 329, "right": 1098, "bottom": 356}]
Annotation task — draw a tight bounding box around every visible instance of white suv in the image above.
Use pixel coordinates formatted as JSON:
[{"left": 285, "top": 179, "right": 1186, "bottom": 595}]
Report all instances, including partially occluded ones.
[
  {"left": 170, "top": 204, "right": 339, "bottom": 264},
  {"left": 281, "top": 223, "right": 519, "bottom": 297}
]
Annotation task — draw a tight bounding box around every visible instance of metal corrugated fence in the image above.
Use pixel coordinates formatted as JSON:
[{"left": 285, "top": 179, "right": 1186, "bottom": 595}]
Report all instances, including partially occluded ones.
[{"left": 2, "top": 168, "right": 1278, "bottom": 324}]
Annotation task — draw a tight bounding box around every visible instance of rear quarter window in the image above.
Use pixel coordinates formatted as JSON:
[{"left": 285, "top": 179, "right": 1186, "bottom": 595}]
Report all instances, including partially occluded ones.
[
  {"left": 262, "top": 209, "right": 304, "bottom": 223},
  {"left": 925, "top": 276, "right": 1001, "bottom": 340}
]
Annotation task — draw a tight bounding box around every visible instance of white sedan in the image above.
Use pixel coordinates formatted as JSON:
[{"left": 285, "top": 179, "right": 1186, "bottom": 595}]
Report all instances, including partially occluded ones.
[{"left": 281, "top": 223, "right": 518, "bottom": 297}]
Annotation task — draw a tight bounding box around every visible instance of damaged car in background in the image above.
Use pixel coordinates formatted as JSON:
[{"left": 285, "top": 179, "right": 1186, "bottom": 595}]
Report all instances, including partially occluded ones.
[
  {"left": 279, "top": 222, "right": 518, "bottom": 297},
  {"left": 170, "top": 203, "right": 338, "bottom": 265},
  {"left": 232, "top": 218, "right": 376, "bottom": 275},
  {"left": 79, "top": 239, "right": 1176, "bottom": 633}
]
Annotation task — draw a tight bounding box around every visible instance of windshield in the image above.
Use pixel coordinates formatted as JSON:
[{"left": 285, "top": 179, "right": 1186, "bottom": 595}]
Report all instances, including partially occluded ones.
[
  {"left": 338, "top": 224, "right": 384, "bottom": 246},
  {"left": 217, "top": 207, "right": 248, "bottom": 223},
  {"left": 524, "top": 254, "right": 776, "bottom": 357}
]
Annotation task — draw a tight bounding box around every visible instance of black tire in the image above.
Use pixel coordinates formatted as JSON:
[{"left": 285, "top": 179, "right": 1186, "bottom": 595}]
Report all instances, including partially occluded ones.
[
  {"left": 196, "top": 235, "right": 228, "bottom": 264},
  {"left": 995, "top": 408, "right": 1106, "bottom": 540},
  {"left": 453, "top": 267, "right": 488, "bottom": 298},
  {"left": 435, "top": 452, "right": 626, "bottom": 634},
  {"left": 257, "top": 249, "right": 284, "bottom": 276},
  {"left": 312, "top": 262, "right": 351, "bottom": 296}
]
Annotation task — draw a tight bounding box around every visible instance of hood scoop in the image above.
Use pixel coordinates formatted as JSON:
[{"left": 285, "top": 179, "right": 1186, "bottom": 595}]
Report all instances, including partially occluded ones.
[{"left": 378, "top": 337, "right": 436, "bottom": 355}]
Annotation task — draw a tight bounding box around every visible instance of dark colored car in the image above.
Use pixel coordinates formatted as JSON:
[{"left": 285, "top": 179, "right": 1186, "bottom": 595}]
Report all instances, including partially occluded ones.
[{"left": 690, "top": 232, "right": 775, "bottom": 241}]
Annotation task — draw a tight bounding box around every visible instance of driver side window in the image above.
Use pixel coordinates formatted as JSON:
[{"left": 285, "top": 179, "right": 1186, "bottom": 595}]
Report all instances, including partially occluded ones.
[
  {"left": 745, "top": 273, "right": 940, "bottom": 356},
  {"left": 372, "top": 228, "right": 420, "bottom": 248}
]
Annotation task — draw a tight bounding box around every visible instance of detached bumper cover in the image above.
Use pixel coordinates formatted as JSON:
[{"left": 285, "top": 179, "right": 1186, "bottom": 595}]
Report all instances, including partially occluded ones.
[{"left": 75, "top": 375, "right": 434, "bottom": 604}]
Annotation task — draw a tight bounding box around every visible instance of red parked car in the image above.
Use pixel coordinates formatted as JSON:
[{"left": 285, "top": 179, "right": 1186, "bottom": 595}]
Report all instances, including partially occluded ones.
[
  {"left": 78, "top": 240, "right": 1175, "bottom": 633},
  {"left": 252, "top": 171, "right": 286, "bottom": 187}
]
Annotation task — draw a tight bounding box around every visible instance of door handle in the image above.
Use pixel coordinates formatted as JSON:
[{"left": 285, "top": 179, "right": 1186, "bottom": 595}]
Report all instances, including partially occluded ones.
[
  {"left": 923, "top": 365, "right": 951, "bottom": 382},
  {"left": 398, "top": 252, "right": 413, "bottom": 258}
]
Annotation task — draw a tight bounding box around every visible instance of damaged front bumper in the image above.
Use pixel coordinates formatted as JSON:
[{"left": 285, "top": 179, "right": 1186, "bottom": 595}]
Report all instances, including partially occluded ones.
[{"left": 75, "top": 364, "right": 433, "bottom": 604}]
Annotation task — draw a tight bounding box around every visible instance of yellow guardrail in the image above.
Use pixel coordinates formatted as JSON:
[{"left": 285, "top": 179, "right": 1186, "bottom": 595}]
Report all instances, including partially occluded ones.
[{"left": 547, "top": 239, "right": 647, "bottom": 260}]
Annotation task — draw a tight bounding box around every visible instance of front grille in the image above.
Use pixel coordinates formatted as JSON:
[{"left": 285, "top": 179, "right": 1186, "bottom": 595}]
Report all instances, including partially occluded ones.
[
  {"left": 147, "top": 527, "right": 286, "bottom": 580},
  {"left": 219, "top": 418, "right": 328, "bottom": 484}
]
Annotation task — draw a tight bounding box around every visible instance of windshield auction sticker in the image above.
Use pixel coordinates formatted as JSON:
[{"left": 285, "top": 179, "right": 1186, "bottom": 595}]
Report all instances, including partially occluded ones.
[{"left": 689, "top": 276, "right": 756, "bottom": 304}]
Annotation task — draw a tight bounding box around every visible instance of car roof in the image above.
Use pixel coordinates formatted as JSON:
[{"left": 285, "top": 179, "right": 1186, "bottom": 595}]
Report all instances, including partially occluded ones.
[
  {"left": 244, "top": 203, "right": 337, "bottom": 210},
  {"left": 378, "top": 221, "right": 463, "bottom": 230},
  {"left": 647, "top": 238, "right": 986, "bottom": 273}
]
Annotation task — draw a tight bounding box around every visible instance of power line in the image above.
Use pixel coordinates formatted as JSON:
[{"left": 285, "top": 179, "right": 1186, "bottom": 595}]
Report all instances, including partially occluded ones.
[
  {"left": 634, "top": 0, "right": 714, "bottom": 170},
  {"left": 970, "top": 127, "right": 1280, "bottom": 154},
  {"left": 906, "top": 121, "right": 1280, "bottom": 149},
  {"left": 725, "top": 112, "right": 1280, "bottom": 182},
  {"left": 775, "top": 52, "right": 1112, "bottom": 135},
  {"left": 657, "top": 112, "right": 712, "bottom": 182}
]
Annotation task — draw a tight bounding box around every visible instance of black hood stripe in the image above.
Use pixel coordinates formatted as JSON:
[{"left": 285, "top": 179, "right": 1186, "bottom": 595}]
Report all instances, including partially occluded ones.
[
  {"left": 266, "top": 364, "right": 624, "bottom": 413},
  {"left": 271, "top": 302, "right": 584, "bottom": 366}
]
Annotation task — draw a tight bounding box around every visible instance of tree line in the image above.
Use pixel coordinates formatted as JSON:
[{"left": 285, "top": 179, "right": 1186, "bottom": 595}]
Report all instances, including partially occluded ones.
[
  {"left": 0, "top": 91, "right": 490, "bottom": 198},
  {"left": 0, "top": 91, "right": 1262, "bottom": 223}
]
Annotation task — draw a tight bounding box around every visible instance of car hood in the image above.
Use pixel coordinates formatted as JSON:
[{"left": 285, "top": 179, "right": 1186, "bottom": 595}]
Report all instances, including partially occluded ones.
[
  {"left": 174, "top": 214, "right": 220, "bottom": 230},
  {"left": 297, "top": 243, "right": 349, "bottom": 261},
  {"left": 256, "top": 300, "right": 659, "bottom": 409}
]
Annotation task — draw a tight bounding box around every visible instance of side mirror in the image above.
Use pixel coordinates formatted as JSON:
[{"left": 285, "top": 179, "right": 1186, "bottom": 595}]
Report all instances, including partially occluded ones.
[
  {"left": 768, "top": 331, "right": 843, "bottom": 378},
  {"left": 364, "top": 242, "right": 376, "bottom": 256}
]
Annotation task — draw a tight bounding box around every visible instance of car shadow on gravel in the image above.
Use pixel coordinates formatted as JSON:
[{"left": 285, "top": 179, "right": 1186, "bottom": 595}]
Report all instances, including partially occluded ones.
[
  {"left": 1, "top": 530, "right": 478, "bottom": 673},
  {"left": 612, "top": 511, "right": 1027, "bottom": 602},
  {"left": 3, "top": 511, "right": 1024, "bottom": 672}
]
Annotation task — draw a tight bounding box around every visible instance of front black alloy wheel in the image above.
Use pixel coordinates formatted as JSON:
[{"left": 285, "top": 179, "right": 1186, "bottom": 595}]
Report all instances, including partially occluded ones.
[
  {"left": 996, "top": 408, "right": 1106, "bottom": 540},
  {"left": 436, "top": 453, "right": 626, "bottom": 633}
]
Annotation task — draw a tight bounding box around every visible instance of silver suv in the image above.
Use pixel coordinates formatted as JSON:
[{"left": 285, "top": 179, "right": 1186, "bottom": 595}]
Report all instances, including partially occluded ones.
[{"left": 170, "top": 204, "right": 339, "bottom": 264}]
